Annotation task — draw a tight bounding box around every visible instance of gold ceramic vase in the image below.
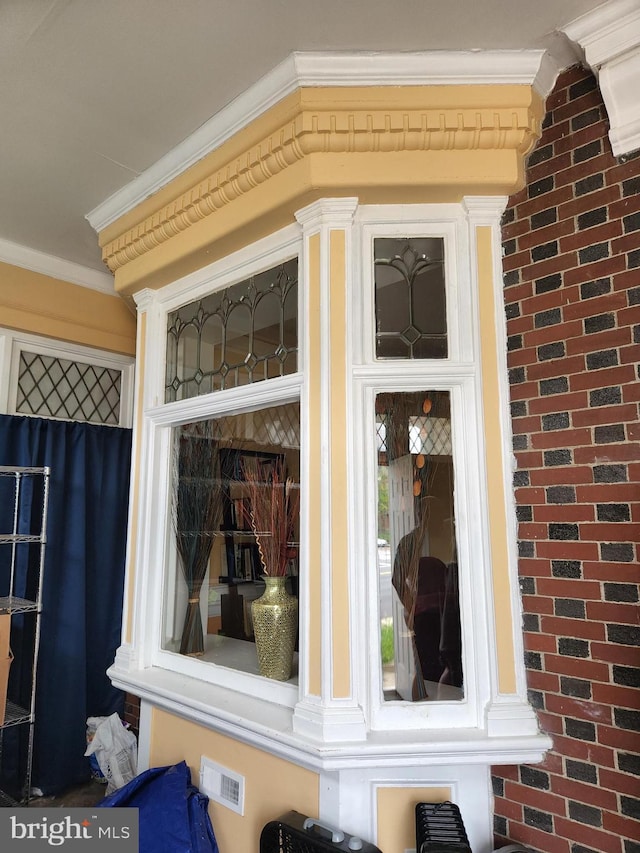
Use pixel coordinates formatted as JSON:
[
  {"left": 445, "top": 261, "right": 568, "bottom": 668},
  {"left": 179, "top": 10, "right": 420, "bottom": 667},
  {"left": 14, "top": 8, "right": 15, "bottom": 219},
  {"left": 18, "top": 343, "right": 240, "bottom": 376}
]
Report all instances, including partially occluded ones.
[{"left": 251, "top": 576, "right": 298, "bottom": 681}]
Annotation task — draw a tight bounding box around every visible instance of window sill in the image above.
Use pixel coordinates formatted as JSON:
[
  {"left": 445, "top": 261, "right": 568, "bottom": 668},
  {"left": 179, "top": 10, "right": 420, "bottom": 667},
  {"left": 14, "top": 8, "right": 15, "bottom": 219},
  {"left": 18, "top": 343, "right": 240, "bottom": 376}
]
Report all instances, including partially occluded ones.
[
  {"left": 108, "top": 647, "right": 551, "bottom": 771},
  {"left": 162, "top": 633, "right": 299, "bottom": 686}
]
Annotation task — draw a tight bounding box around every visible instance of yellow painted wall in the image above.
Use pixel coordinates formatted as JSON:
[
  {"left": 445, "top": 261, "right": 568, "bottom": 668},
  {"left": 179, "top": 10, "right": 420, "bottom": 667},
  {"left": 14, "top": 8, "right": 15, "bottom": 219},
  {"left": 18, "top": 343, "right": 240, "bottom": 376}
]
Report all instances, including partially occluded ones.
[
  {"left": 150, "top": 708, "right": 320, "bottom": 853},
  {"left": 377, "top": 786, "right": 453, "bottom": 853},
  {"left": 0, "top": 262, "right": 136, "bottom": 355}
]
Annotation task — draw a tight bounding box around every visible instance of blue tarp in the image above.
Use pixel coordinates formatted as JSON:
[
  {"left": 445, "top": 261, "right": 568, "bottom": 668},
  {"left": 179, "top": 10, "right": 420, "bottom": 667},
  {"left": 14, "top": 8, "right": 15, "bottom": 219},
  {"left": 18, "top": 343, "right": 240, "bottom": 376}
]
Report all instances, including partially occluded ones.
[{"left": 98, "top": 761, "right": 219, "bottom": 853}]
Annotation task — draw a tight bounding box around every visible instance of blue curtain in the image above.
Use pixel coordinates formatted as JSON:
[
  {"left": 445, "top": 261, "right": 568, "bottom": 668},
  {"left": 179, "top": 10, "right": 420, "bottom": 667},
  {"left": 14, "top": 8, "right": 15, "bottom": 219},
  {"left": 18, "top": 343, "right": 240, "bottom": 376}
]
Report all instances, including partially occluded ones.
[{"left": 0, "top": 414, "right": 132, "bottom": 795}]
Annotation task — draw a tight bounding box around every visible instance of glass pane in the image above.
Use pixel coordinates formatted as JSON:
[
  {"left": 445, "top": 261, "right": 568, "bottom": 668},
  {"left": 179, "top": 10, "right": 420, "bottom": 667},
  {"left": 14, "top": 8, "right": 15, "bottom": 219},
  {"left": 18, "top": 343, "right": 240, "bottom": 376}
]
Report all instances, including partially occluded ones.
[
  {"left": 165, "top": 258, "right": 298, "bottom": 402},
  {"left": 376, "top": 390, "right": 463, "bottom": 703},
  {"left": 374, "top": 238, "right": 447, "bottom": 360},
  {"left": 16, "top": 351, "right": 121, "bottom": 425},
  {"left": 162, "top": 402, "right": 300, "bottom": 682}
]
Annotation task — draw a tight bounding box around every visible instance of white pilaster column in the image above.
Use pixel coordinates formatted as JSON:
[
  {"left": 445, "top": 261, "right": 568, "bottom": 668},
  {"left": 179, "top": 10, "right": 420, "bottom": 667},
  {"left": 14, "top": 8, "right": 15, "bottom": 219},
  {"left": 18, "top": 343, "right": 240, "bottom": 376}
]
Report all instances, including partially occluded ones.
[
  {"left": 109, "top": 288, "right": 160, "bottom": 679},
  {"left": 463, "top": 196, "right": 541, "bottom": 737},
  {"left": 292, "top": 198, "right": 367, "bottom": 742}
]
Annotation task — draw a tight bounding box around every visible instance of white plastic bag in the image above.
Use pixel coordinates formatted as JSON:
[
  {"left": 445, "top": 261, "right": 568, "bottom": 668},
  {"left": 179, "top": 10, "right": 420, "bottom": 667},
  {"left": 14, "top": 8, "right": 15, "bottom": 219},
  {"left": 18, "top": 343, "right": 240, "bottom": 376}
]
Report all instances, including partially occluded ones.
[{"left": 84, "top": 712, "right": 137, "bottom": 795}]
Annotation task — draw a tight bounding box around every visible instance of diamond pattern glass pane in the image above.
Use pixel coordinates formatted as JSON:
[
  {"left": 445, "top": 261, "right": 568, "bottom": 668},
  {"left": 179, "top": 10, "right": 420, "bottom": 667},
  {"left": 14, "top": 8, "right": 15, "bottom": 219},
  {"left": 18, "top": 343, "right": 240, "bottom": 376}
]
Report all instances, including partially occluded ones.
[
  {"left": 376, "top": 394, "right": 451, "bottom": 458},
  {"left": 374, "top": 238, "right": 447, "bottom": 360},
  {"left": 16, "top": 351, "right": 122, "bottom": 425},
  {"left": 166, "top": 259, "right": 298, "bottom": 402},
  {"left": 209, "top": 403, "right": 300, "bottom": 450},
  {"left": 408, "top": 417, "right": 452, "bottom": 456}
]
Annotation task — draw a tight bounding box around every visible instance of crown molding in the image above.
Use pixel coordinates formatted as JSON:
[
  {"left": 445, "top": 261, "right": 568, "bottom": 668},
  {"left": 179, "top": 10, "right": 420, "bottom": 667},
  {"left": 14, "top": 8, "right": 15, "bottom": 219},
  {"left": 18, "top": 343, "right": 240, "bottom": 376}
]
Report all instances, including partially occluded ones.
[
  {"left": 0, "top": 237, "right": 115, "bottom": 295},
  {"left": 87, "top": 50, "right": 547, "bottom": 236},
  {"left": 291, "top": 49, "right": 548, "bottom": 88},
  {"left": 295, "top": 197, "right": 359, "bottom": 230},
  {"left": 100, "top": 91, "right": 542, "bottom": 281},
  {"left": 563, "top": 0, "right": 640, "bottom": 157},
  {"left": 563, "top": 0, "right": 640, "bottom": 66}
]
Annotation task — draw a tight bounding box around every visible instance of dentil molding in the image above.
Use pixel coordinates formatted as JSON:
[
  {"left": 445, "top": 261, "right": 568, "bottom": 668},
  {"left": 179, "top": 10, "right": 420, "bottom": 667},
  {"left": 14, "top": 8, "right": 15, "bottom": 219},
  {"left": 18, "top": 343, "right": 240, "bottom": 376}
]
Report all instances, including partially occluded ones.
[
  {"left": 99, "top": 87, "right": 543, "bottom": 284},
  {"left": 87, "top": 50, "right": 550, "bottom": 237}
]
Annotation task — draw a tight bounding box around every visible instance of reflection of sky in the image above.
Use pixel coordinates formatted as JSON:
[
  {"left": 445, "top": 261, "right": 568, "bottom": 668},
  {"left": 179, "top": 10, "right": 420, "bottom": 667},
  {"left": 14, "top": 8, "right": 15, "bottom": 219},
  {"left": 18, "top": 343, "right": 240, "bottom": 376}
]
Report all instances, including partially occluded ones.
[{"left": 378, "top": 543, "right": 391, "bottom": 568}]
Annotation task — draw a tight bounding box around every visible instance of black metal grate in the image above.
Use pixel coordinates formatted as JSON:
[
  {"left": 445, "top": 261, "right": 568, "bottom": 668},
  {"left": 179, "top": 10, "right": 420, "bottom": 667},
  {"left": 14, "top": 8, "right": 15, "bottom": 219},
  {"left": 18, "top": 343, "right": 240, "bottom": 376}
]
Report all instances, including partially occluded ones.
[
  {"left": 260, "top": 823, "right": 321, "bottom": 853},
  {"left": 16, "top": 351, "right": 122, "bottom": 425},
  {"left": 260, "top": 812, "right": 383, "bottom": 853},
  {"left": 415, "top": 802, "right": 472, "bottom": 853}
]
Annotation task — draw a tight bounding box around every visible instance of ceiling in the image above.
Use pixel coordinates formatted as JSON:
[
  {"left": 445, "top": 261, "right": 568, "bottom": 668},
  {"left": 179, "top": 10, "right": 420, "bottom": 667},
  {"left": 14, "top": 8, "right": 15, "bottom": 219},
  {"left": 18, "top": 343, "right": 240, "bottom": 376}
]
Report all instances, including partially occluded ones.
[{"left": 1, "top": 0, "right": 607, "bottom": 287}]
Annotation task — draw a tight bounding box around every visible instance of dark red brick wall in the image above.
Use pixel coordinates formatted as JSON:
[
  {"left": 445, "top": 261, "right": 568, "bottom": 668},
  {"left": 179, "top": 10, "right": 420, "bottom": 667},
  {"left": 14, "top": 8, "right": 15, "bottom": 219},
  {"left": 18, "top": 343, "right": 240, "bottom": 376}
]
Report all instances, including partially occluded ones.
[
  {"left": 492, "top": 65, "right": 640, "bottom": 853},
  {"left": 123, "top": 692, "right": 140, "bottom": 737}
]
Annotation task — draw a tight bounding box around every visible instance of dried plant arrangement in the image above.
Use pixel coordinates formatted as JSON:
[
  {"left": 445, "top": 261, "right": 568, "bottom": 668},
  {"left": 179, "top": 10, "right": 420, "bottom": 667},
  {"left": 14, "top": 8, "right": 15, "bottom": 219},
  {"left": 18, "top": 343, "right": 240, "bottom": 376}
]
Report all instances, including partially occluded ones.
[
  {"left": 241, "top": 456, "right": 299, "bottom": 577},
  {"left": 172, "top": 421, "right": 223, "bottom": 655}
]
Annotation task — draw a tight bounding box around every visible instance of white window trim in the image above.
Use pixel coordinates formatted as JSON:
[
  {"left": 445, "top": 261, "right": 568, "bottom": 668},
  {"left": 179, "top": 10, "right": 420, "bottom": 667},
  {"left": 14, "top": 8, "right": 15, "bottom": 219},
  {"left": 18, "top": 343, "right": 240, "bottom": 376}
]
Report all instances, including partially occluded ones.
[
  {"left": 109, "top": 205, "right": 549, "bottom": 766},
  {"left": 0, "top": 327, "right": 135, "bottom": 428},
  {"left": 350, "top": 205, "right": 491, "bottom": 730},
  {"left": 354, "top": 207, "right": 472, "bottom": 365},
  {"left": 125, "top": 224, "right": 305, "bottom": 712},
  {"left": 141, "top": 224, "right": 303, "bottom": 410},
  {"left": 142, "top": 378, "right": 303, "bottom": 710}
]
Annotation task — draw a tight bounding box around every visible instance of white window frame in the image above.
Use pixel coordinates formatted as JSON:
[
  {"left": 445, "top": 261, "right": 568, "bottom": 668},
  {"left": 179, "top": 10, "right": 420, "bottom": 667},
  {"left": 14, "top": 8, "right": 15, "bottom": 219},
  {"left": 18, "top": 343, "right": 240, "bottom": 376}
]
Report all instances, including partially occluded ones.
[
  {"left": 352, "top": 204, "right": 494, "bottom": 731},
  {"left": 0, "top": 328, "right": 135, "bottom": 428},
  {"left": 131, "top": 224, "right": 305, "bottom": 711},
  {"left": 116, "top": 201, "right": 539, "bottom": 752}
]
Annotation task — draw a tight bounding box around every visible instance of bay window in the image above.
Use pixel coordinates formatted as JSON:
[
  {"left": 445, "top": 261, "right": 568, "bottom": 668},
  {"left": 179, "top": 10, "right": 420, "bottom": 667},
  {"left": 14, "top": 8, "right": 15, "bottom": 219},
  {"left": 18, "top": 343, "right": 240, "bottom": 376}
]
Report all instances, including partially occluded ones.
[{"left": 120, "top": 201, "right": 534, "bottom": 744}]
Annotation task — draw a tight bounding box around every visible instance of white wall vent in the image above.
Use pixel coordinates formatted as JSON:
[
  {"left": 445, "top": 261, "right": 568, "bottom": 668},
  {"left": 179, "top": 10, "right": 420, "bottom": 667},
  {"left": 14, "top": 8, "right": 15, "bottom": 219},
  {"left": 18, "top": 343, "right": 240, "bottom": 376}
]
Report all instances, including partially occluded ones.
[{"left": 199, "top": 756, "right": 245, "bottom": 816}]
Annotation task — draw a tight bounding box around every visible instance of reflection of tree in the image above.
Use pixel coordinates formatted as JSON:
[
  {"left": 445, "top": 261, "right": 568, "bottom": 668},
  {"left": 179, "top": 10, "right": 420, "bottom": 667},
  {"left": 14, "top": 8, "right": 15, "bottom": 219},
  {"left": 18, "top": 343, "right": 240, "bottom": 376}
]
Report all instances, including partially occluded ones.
[{"left": 377, "top": 467, "right": 389, "bottom": 541}]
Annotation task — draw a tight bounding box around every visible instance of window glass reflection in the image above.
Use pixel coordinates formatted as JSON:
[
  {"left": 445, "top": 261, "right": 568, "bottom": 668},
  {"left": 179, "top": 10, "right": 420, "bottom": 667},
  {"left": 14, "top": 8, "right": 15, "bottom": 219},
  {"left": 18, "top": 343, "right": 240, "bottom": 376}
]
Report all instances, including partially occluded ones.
[
  {"left": 162, "top": 402, "right": 301, "bottom": 681},
  {"left": 376, "top": 390, "right": 463, "bottom": 702},
  {"left": 374, "top": 238, "right": 447, "bottom": 360}
]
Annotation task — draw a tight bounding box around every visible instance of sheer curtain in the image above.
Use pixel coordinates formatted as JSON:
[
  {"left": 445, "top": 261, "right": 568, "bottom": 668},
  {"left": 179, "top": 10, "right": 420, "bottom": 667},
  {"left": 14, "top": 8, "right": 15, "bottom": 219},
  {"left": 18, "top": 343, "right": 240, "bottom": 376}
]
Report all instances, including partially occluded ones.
[{"left": 0, "top": 414, "right": 131, "bottom": 795}]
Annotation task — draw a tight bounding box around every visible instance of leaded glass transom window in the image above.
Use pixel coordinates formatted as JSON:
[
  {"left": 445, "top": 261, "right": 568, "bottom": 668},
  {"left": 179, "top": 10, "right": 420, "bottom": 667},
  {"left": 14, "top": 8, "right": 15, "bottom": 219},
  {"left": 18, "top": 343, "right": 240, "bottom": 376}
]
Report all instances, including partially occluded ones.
[
  {"left": 16, "top": 351, "right": 122, "bottom": 425},
  {"left": 374, "top": 238, "right": 447, "bottom": 359},
  {"left": 165, "top": 259, "right": 298, "bottom": 403}
]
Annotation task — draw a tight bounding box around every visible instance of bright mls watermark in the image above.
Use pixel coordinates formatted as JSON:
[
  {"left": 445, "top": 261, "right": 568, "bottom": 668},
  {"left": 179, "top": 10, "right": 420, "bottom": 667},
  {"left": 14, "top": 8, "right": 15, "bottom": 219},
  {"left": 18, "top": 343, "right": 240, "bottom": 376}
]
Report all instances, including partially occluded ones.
[{"left": 0, "top": 808, "right": 138, "bottom": 851}]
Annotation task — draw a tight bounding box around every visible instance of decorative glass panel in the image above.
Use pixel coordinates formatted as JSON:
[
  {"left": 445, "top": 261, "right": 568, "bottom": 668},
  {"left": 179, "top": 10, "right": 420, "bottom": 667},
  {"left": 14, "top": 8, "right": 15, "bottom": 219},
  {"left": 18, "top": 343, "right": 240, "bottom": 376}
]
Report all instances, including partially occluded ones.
[
  {"left": 374, "top": 238, "right": 447, "bottom": 359},
  {"left": 376, "top": 390, "right": 463, "bottom": 702},
  {"left": 165, "top": 259, "right": 298, "bottom": 402},
  {"left": 16, "top": 351, "right": 121, "bottom": 425}
]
